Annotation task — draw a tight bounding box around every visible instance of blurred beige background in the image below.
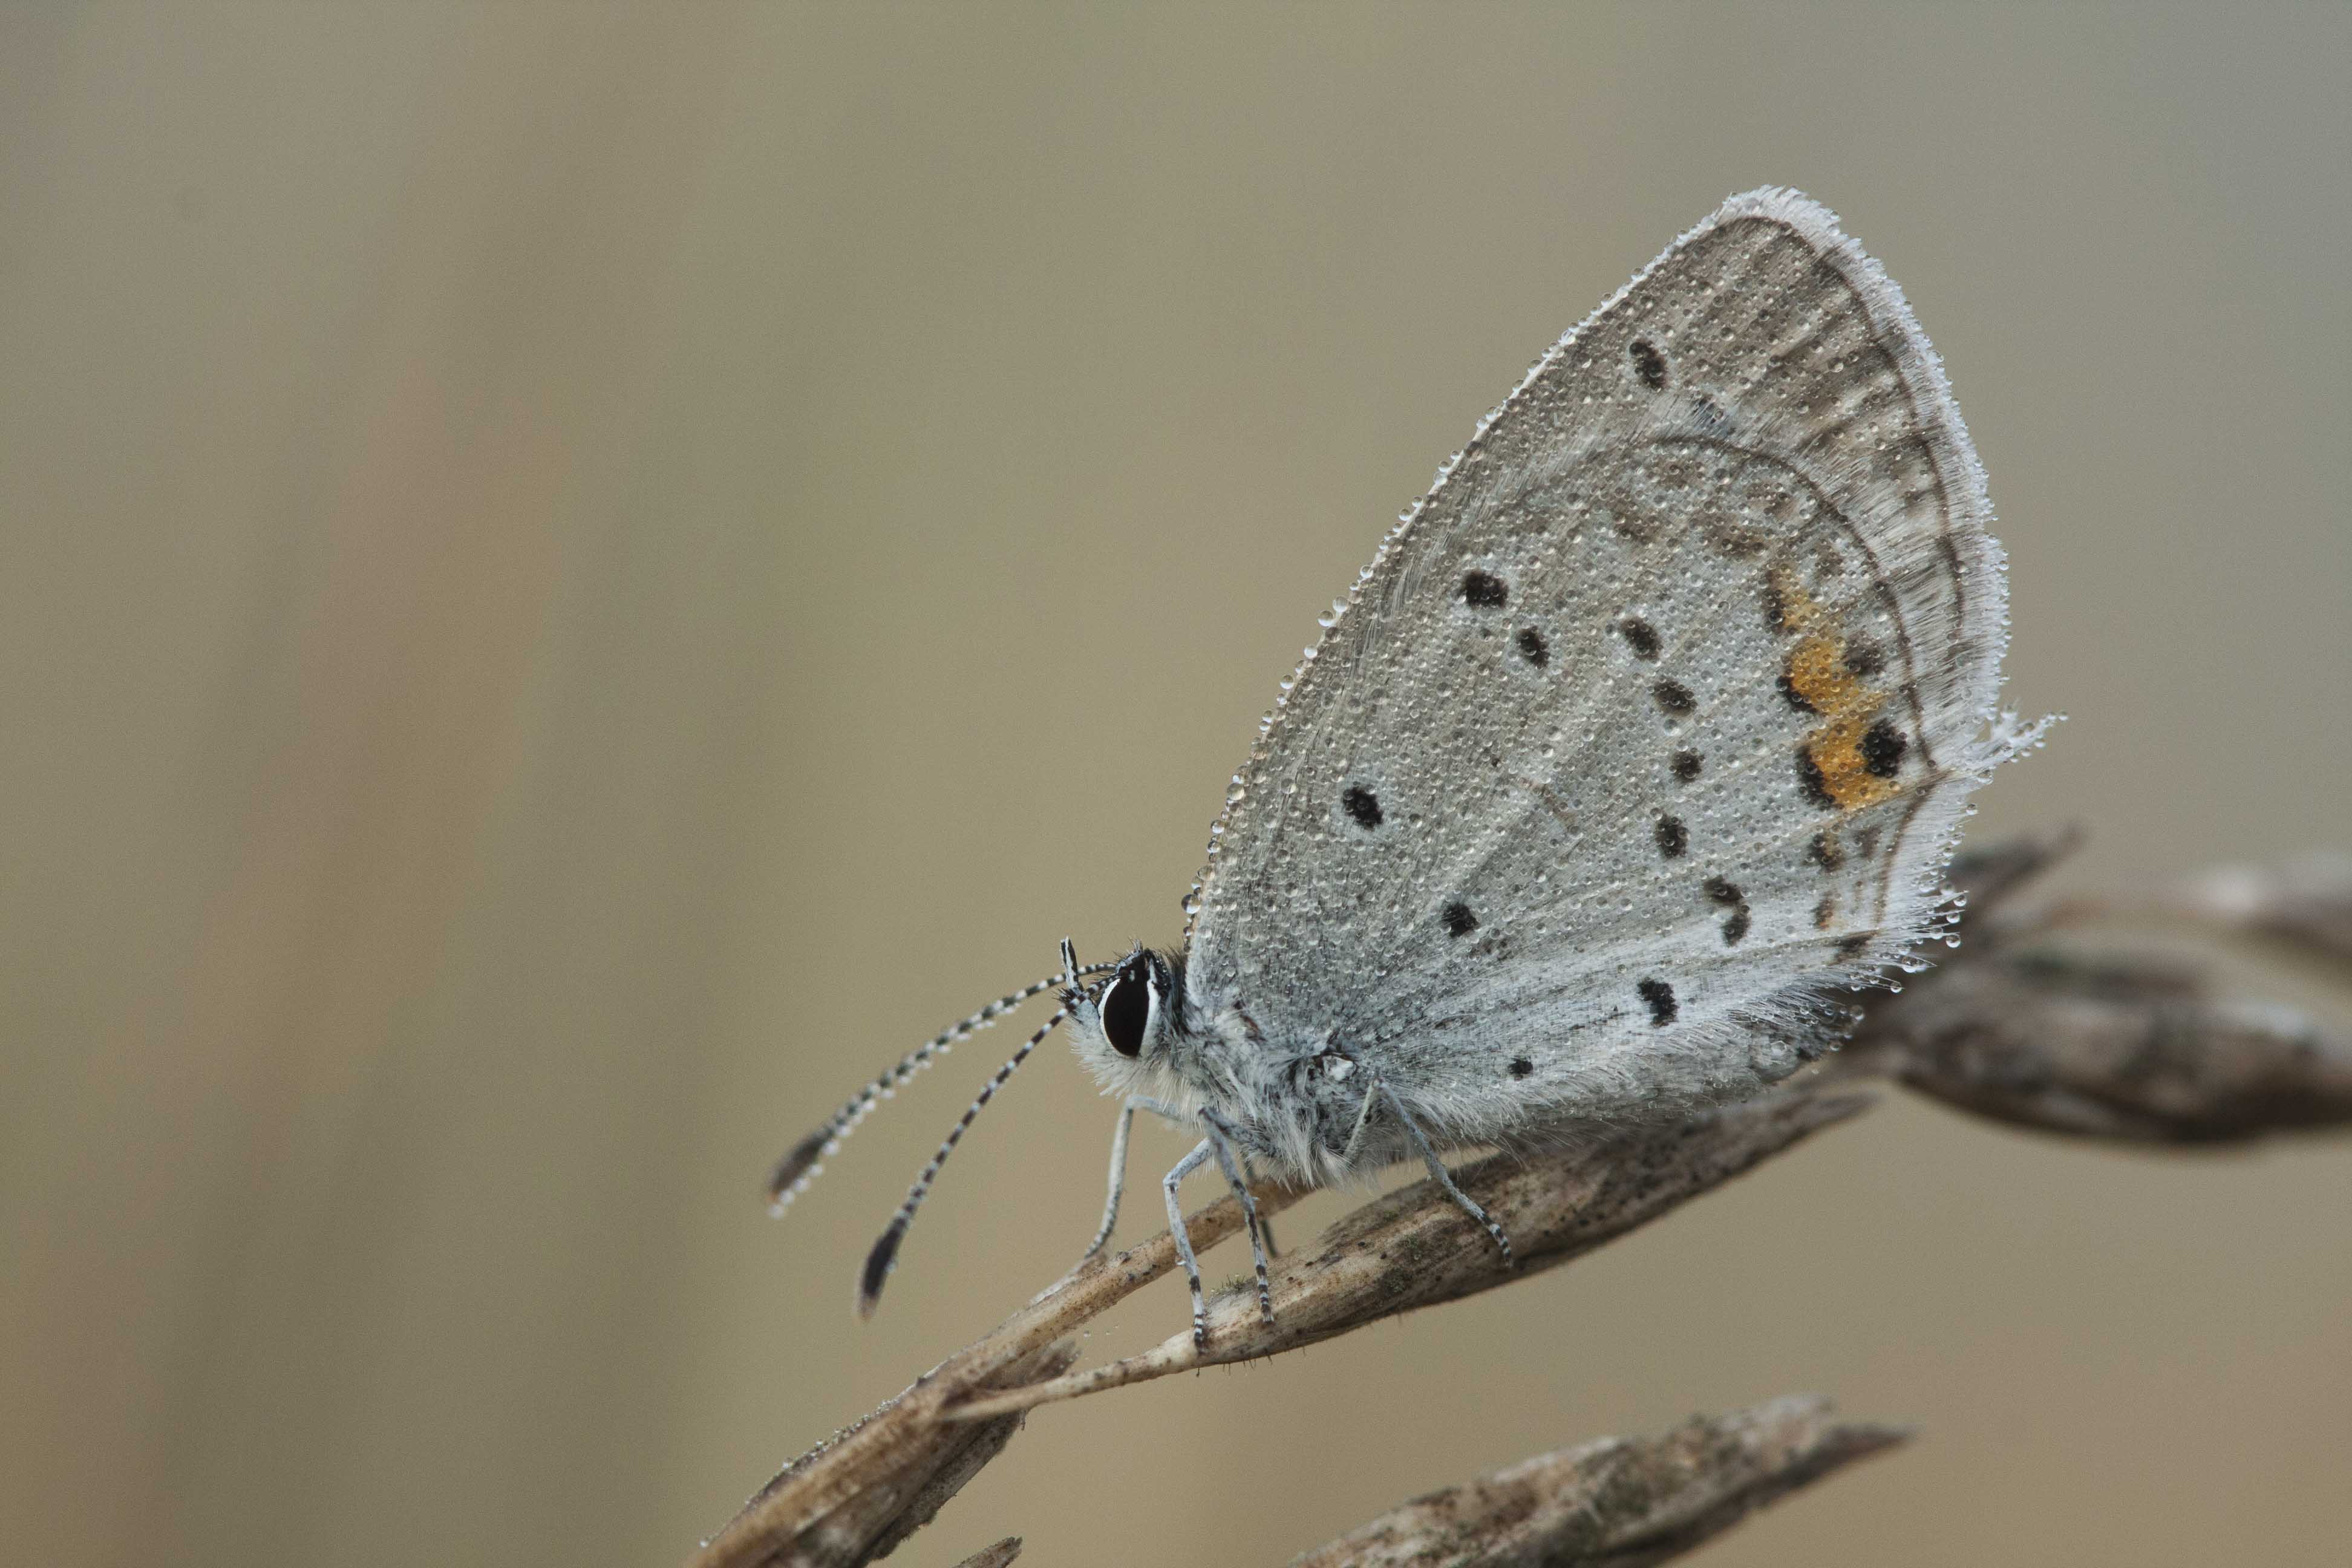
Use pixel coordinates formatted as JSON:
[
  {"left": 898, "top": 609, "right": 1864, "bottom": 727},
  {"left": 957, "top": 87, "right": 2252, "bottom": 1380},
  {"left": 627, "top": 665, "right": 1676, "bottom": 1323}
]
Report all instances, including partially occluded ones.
[{"left": 3, "top": 5, "right": 2347, "bottom": 1566}]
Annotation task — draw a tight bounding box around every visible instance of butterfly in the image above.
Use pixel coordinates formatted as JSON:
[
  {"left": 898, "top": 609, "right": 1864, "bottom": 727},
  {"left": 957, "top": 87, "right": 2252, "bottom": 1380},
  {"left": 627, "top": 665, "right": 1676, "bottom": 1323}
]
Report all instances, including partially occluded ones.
[{"left": 771, "top": 188, "right": 2033, "bottom": 1347}]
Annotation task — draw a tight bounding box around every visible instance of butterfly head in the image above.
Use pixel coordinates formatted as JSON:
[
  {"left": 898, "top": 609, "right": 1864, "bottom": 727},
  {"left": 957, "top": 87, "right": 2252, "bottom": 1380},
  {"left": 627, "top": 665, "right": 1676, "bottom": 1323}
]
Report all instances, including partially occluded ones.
[{"left": 1065, "top": 942, "right": 1189, "bottom": 1089}]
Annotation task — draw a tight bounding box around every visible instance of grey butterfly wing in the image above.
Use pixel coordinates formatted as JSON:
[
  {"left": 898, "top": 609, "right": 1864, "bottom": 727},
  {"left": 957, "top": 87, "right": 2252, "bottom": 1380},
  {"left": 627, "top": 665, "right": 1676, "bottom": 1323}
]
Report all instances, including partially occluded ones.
[{"left": 1184, "top": 188, "right": 2015, "bottom": 1140}]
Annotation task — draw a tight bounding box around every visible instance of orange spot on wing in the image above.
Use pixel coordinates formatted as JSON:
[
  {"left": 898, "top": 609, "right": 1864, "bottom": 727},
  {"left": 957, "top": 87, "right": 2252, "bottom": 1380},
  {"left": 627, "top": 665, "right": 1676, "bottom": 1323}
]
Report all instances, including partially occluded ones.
[{"left": 1769, "top": 569, "right": 1898, "bottom": 812}]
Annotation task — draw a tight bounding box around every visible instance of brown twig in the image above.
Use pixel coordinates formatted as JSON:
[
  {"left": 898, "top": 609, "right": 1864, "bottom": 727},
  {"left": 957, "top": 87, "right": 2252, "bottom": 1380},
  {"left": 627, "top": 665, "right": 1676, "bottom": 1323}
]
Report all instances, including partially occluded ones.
[
  {"left": 946, "top": 1540, "right": 1021, "bottom": 1568},
  {"left": 717, "top": 1338, "right": 1074, "bottom": 1568},
  {"left": 944, "top": 1089, "right": 1869, "bottom": 1423},
  {"left": 1845, "top": 832, "right": 2352, "bottom": 1142},
  {"left": 693, "top": 1181, "right": 1308, "bottom": 1568},
  {"left": 692, "top": 1091, "right": 1868, "bottom": 1567},
  {"left": 697, "top": 837, "right": 2351, "bottom": 1566},
  {"left": 2181, "top": 852, "right": 2352, "bottom": 969},
  {"left": 1849, "top": 949, "right": 2352, "bottom": 1142},
  {"left": 1288, "top": 1395, "right": 1908, "bottom": 1568}
]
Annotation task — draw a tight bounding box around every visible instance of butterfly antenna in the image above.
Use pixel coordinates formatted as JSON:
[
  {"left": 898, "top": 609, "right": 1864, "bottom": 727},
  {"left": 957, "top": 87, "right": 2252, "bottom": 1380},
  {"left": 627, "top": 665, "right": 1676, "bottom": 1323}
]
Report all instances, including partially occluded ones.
[
  {"left": 858, "top": 1002, "right": 1071, "bottom": 1317},
  {"left": 765, "top": 958, "right": 1114, "bottom": 1214}
]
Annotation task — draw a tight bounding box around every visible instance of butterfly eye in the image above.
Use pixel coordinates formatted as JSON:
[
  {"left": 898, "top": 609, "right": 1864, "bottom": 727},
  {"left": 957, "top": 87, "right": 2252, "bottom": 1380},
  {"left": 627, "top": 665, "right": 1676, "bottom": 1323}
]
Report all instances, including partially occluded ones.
[{"left": 1100, "top": 965, "right": 1151, "bottom": 1058}]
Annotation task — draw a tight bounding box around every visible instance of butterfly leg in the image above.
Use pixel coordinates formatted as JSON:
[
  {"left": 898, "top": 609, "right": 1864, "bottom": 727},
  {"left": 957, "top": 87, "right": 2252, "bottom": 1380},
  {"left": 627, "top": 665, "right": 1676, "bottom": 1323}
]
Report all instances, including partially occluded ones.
[
  {"left": 1087, "top": 1094, "right": 1184, "bottom": 1258},
  {"left": 1161, "top": 1138, "right": 1217, "bottom": 1350},
  {"left": 1337, "top": 1073, "right": 1382, "bottom": 1165},
  {"left": 1240, "top": 1154, "right": 1279, "bottom": 1258},
  {"left": 1377, "top": 1079, "right": 1516, "bottom": 1269},
  {"left": 1200, "top": 1108, "right": 1276, "bottom": 1327}
]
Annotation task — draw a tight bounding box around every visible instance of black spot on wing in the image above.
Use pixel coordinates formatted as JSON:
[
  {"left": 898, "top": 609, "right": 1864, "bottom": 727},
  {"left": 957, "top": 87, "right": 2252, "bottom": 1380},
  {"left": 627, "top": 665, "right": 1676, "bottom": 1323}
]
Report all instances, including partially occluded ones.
[
  {"left": 1628, "top": 338, "right": 1668, "bottom": 390},
  {"left": 1342, "top": 785, "right": 1382, "bottom": 828},
  {"left": 1653, "top": 679, "right": 1696, "bottom": 717},
  {"left": 1638, "top": 978, "right": 1677, "bottom": 1026},
  {"left": 1443, "top": 901, "right": 1477, "bottom": 937},
  {"left": 1462, "top": 570, "right": 1508, "bottom": 608},
  {"left": 1508, "top": 1056, "right": 1534, "bottom": 1079},
  {"left": 1672, "top": 750, "right": 1702, "bottom": 782},
  {"left": 1516, "top": 627, "right": 1549, "bottom": 667},
  {"left": 1797, "top": 748, "right": 1835, "bottom": 808},
  {"left": 1704, "top": 877, "right": 1750, "bottom": 947},
  {"left": 1619, "top": 617, "right": 1661, "bottom": 660},
  {"left": 1862, "top": 719, "right": 1909, "bottom": 778},
  {"left": 1655, "top": 814, "right": 1688, "bottom": 858}
]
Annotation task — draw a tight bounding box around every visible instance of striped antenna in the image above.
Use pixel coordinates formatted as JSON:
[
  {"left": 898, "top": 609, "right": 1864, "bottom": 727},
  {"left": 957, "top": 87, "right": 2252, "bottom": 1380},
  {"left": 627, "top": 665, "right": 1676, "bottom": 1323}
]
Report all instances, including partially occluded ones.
[
  {"left": 858, "top": 1001, "right": 1073, "bottom": 1318},
  {"left": 765, "top": 959, "right": 1115, "bottom": 1214}
]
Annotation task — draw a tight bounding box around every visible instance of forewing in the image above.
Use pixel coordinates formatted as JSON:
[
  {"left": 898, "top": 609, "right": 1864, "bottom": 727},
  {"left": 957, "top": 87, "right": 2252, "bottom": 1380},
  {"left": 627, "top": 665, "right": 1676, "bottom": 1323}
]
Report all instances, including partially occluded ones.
[{"left": 1184, "top": 188, "right": 2016, "bottom": 1132}]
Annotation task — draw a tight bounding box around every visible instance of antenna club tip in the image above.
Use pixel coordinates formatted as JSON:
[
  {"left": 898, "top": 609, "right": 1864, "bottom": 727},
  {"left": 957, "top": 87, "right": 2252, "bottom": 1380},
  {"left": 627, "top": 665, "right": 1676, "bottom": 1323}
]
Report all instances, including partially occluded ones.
[
  {"left": 858, "top": 1225, "right": 904, "bottom": 1317},
  {"left": 764, "top": 1129, "right": 833, "bottom": 1207}
]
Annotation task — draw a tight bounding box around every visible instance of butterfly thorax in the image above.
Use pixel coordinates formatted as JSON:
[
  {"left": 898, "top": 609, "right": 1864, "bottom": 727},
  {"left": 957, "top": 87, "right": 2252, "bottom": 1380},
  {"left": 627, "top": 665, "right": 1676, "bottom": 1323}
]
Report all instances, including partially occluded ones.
[{"left": 1067, "top": 944, "right": 1403, "bottom": 1186}]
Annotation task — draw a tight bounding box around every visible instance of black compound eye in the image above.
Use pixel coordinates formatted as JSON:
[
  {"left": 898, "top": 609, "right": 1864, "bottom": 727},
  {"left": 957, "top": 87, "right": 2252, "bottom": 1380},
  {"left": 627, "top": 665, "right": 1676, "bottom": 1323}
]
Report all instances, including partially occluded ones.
[{"left": 1101, "top": 966, "right": 1150, "bottom": 1058}]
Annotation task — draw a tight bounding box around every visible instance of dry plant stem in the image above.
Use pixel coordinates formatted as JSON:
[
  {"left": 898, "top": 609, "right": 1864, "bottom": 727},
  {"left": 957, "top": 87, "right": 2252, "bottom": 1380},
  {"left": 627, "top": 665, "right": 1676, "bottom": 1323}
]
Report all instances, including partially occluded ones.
[
  {"left": 727, "top": 1338, "right": 1074, "bottom": 1568},
  {"left": 693, "top": 1186, "right": 1312, "bottom": 1568},
  {"left": 1290, "top": 1395, "right": 1907, "bottom": 1568},
  {"left": 854, "top": 1347, "right": 1058, "bottom": 1566},
  {"left": 1843, "top": 834, "right": 2352, "bottom": 1143},
  {"left": 1852, "top": 953, "right": 2352, "bottom": 1142},
  {"left": 693, "top": 1091, "right": 1867, "bottom": 1567},
  {"left": 946, "top": 1089, "right": 1869, "bottom": 1421},
  {"left": 699, "top": 838, "right": 2352, "bottom": 1567},
  {"left": 2186, "top": 853, "right": 2352, "bottom": 967},
  {"left": 2033, "top": 852, "right": 2352, "bottom": 970},
  {"left": 947, "top": 1540, "right": 1021, "bottom": 1568}
]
